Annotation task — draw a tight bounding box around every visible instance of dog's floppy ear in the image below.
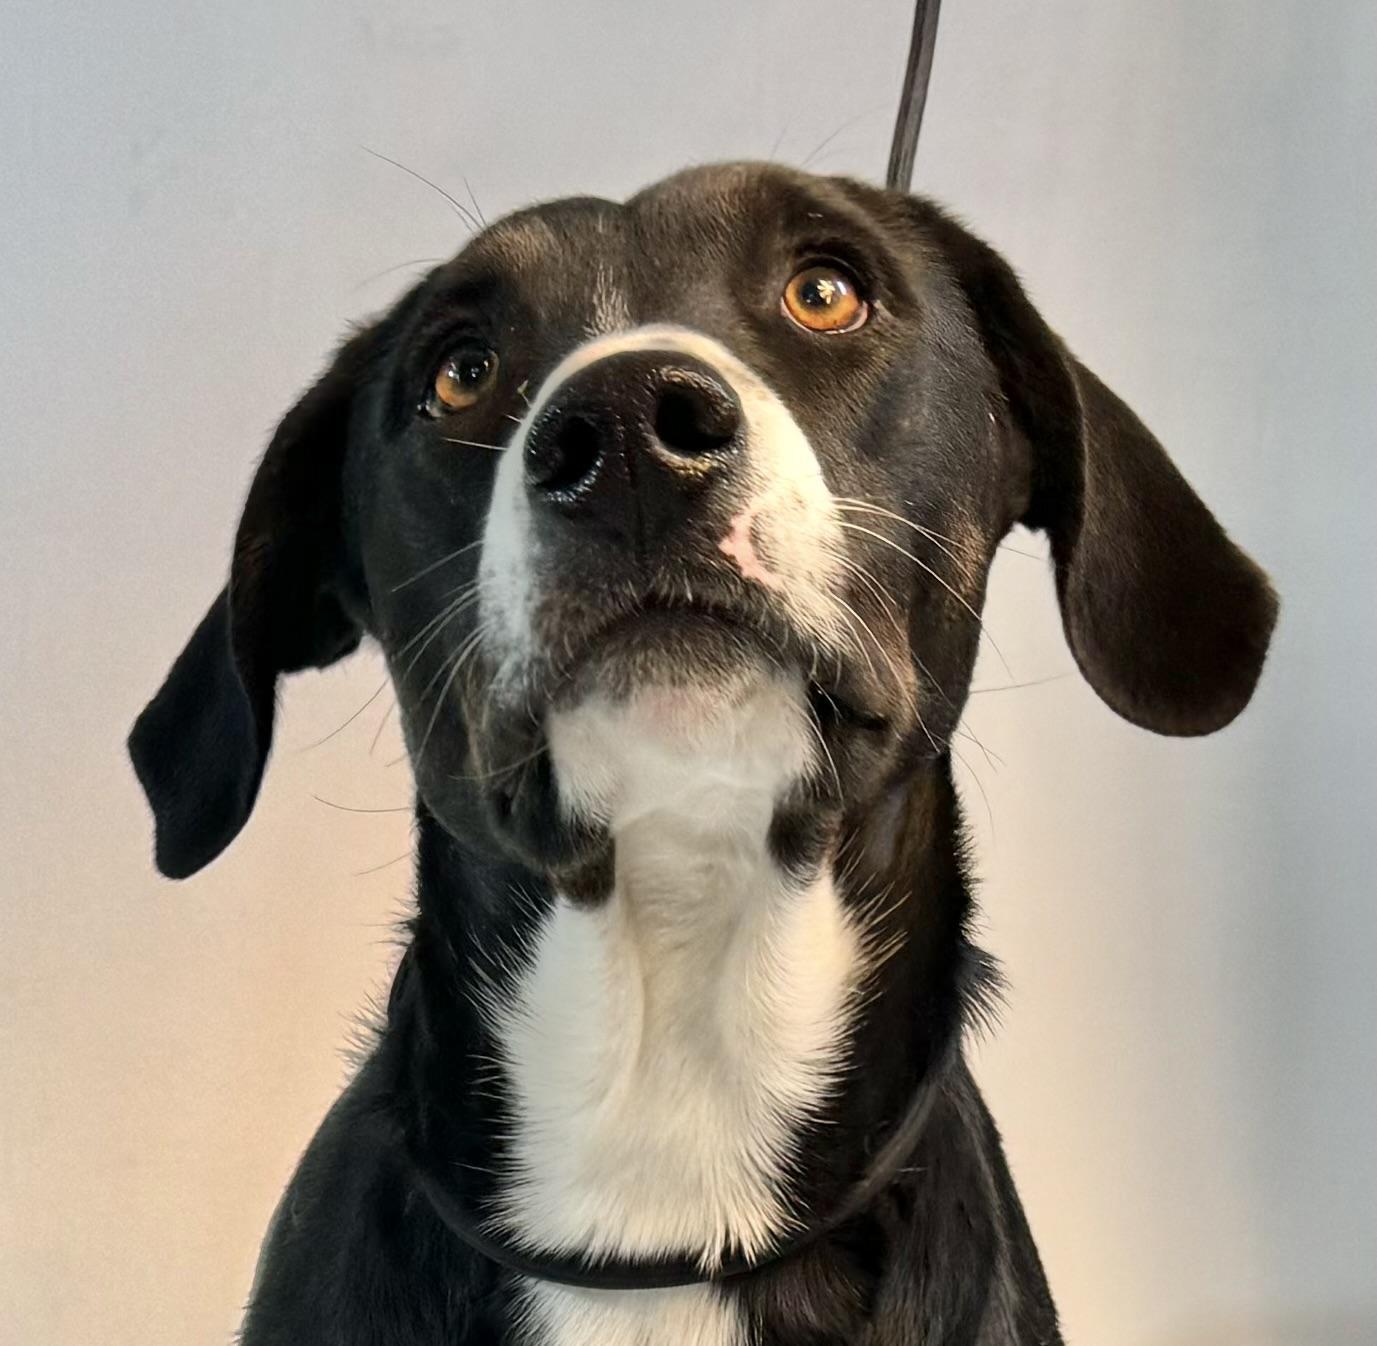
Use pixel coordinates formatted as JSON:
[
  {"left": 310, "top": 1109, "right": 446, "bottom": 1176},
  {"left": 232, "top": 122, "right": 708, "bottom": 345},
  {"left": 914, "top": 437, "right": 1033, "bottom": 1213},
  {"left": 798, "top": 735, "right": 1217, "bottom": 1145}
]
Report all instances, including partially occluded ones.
[
  {"left": 128, "top": 325, "right": 380, "bottom": 877},
  {"left": 924, "top": 206, "right": 1278, "bottom": 735}
]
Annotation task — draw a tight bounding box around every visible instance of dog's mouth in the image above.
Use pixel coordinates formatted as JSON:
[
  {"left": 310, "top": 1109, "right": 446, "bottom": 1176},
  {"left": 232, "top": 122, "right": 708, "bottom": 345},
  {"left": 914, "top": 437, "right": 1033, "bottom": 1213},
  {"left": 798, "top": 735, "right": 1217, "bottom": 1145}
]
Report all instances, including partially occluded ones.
[
  {"left": 552, "top": 598, "right": 762, "bottom": 691},
  {"left": 545, "top": 594, "right": 891, "bottom": 734}
]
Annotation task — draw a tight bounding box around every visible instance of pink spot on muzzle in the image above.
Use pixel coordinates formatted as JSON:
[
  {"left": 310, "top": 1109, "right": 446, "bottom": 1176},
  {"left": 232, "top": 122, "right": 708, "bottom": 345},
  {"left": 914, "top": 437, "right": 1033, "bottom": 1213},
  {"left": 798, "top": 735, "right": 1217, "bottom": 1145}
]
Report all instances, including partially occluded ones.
[{"left": 719, "top": 503, "right": 786, "bottom": 591}]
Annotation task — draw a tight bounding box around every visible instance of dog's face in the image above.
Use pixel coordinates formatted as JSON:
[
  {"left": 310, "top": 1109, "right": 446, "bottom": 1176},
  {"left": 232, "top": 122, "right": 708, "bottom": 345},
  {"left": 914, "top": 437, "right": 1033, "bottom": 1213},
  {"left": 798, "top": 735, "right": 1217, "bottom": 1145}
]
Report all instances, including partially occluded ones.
[
  {"left": 366, "top": 166, "right": 1018, "bottom": 876},
  {"left": 129, "top": 164, "right": 1277, "bottom": 882}
]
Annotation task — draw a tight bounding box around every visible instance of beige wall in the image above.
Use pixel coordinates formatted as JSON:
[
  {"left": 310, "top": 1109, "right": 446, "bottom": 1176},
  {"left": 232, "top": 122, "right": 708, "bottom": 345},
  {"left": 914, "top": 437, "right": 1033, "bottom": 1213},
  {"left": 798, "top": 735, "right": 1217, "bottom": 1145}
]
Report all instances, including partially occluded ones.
[{"left": 2, "top": 3, "right": 1373, "bottom": 1343}]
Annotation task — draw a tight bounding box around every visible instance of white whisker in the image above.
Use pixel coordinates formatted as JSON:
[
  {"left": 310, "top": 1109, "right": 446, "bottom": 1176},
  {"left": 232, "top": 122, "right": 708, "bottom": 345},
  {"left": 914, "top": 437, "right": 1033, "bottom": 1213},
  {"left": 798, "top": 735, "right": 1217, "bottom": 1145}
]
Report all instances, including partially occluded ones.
[
  {"left": 389, "top": 540, "right": 483, "bottom": 593},
  {"left": 834, "top": 498, "right": 974, "bottom": 571},
  {"left": 439, "top": 435, "right": 508, "bottom": 453},
  {"left": 410, "top": 622, "right": 491, "bottom": 770},
  {"left": 835, "top": 519, "right": 1014, "bottom": 679},
  {"left": 397, "top": 594, "right": 481, "bottom": 685}
]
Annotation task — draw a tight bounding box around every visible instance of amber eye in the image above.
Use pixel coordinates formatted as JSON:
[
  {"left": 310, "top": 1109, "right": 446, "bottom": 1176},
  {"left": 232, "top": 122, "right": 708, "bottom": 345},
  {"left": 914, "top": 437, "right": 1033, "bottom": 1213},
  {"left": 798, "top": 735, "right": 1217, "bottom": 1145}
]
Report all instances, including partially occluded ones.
[
  {"left": 781, "top": 264, "right": 868, "bottom": 334},
  {"left": 426, "top": 347, "right": 499, "bottom": 416}
]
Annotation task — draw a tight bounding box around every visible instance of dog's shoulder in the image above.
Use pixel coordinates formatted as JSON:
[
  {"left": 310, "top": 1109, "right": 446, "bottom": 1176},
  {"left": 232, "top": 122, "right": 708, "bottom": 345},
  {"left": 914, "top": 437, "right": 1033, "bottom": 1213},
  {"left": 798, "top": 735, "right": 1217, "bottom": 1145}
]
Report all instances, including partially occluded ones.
[{"left": 240, "top": 1051, "right": 502, "bottom": 1346}]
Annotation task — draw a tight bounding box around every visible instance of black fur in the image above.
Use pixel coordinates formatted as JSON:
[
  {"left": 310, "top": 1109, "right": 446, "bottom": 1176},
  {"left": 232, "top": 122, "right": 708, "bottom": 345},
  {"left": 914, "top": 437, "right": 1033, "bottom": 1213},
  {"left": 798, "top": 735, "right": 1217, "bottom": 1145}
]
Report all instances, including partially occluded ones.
[{"left": 128, "top": 164, "right": 1277, "bottom": 1344}]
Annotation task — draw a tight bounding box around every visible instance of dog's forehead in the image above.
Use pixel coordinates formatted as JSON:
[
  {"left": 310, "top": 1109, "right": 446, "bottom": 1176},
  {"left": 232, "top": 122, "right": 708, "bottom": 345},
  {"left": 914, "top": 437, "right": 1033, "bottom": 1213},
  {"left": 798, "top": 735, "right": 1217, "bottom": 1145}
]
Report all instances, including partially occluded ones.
[
  {"left": 474, "top": 197, "right": 621, "bottom": 275},
  {"left": 442, "top": 164, "right": 875, "bottom": 305}
]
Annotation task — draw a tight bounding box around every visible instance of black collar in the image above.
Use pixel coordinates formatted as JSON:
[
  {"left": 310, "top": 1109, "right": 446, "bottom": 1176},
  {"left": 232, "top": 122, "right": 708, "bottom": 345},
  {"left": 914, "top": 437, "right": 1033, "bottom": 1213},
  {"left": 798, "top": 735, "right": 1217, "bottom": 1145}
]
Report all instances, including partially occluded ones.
[{"left": 410, "top": 1043, "right": 951, "bottom": 1292}]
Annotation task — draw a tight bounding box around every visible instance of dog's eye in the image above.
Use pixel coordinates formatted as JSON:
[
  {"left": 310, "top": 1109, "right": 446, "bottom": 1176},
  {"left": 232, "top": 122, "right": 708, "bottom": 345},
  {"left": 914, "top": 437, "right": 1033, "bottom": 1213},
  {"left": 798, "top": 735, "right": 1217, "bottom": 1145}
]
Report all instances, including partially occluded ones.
[
  {"left": 425, "top": 348, "right": 499, "bottom": 417},
  {"left": 781, "top": 265, "right": 868, "bottom": 334}
]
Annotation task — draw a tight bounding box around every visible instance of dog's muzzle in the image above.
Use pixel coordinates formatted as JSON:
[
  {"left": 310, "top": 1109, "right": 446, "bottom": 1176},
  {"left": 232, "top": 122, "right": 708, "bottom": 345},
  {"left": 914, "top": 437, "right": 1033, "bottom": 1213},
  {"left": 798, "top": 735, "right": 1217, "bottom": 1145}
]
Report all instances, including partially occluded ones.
[{"left": 479, "top": 325, "right": 856, "bottom": 712}]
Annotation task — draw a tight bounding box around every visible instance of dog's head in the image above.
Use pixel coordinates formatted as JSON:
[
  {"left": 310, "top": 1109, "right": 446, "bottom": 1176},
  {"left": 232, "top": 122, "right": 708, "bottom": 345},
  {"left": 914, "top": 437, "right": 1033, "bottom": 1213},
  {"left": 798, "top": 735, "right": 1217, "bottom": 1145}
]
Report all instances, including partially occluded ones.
[{"left": 129, "top": 163, "right": 1277, "bottom": 882}]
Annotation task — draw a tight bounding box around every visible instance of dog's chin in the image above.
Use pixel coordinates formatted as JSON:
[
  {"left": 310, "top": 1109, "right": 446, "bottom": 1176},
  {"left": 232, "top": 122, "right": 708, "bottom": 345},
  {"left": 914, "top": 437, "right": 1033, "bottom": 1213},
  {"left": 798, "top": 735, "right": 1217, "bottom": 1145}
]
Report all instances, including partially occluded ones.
[
  {"left": 551, "top": 606, "right": 769, "bottom": 711},
  {"left": 451, "top": 612, "right": 765, "bottom": 877}
]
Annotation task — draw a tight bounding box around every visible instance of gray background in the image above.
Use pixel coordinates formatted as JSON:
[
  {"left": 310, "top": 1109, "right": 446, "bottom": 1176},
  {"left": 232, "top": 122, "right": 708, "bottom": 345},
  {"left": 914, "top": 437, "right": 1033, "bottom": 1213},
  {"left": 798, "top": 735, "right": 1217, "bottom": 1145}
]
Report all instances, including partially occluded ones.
[{"left": 2, "top": 2, "right": 1373, "bottom": 1343}]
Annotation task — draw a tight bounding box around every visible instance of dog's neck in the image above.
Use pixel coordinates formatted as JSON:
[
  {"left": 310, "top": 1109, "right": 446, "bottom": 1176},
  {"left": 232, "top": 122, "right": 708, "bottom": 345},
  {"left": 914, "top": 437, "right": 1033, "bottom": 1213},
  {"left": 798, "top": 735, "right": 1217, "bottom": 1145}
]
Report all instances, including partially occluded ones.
[{"left": 399, "top": 678, "right": 981, "bottom": 1281}]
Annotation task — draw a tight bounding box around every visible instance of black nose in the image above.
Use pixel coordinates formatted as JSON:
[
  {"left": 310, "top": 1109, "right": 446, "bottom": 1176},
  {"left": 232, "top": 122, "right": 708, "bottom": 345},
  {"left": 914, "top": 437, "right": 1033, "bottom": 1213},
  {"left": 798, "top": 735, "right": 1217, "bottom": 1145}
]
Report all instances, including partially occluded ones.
[{"left": 523, "top": 351, "right": 743, "bottom": 549}]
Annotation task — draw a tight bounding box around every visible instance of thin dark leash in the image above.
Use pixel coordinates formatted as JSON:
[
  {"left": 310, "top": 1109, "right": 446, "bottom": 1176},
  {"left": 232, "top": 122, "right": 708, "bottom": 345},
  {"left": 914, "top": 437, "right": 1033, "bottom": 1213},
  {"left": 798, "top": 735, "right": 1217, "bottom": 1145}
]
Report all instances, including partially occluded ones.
[
  {"left": 886, "top": 0, "right": 943, "bottom": 192},
  {"left": 409, "top": 0, "right": 951, "bottom": 1293}
]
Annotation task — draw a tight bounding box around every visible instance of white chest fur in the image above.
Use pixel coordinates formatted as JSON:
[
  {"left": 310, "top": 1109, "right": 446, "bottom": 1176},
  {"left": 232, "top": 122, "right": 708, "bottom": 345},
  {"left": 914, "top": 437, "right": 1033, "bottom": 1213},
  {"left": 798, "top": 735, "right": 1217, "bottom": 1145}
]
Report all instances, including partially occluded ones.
[{"left": 490, "top": 673, "right": 862, "bottom": 1346}]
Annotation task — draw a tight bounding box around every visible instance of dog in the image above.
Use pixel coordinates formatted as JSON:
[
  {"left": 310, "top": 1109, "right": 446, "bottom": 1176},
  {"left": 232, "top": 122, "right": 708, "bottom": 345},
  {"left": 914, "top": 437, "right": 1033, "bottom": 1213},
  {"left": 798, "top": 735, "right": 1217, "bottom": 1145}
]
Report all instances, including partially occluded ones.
[{"left": 128, "top": 163, "right": 1277, "bottom": 1345}]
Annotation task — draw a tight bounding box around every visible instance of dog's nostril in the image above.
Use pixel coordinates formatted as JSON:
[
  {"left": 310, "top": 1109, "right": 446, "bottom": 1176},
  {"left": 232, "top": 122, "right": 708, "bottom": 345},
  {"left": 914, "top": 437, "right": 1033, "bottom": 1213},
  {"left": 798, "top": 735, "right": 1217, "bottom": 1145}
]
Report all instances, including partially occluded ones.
[
  {"left": 653, "top": 380, "right": 741, "bottom": 457},
  {"left": 554, "top": 416, "right": 603, "bottom": 487},
  {"left": 528, "top": 412, "right": 604, "bottom": 494}
]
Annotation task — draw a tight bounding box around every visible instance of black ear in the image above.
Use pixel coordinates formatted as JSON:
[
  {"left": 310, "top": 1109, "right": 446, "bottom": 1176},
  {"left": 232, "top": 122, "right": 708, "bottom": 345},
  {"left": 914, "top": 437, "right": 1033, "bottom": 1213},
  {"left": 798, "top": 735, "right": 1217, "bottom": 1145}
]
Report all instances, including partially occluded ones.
[
  {"left": 924, "top": 206, "right": 1278, "bottom": 736},
  {"left": 128, "top": 326, "right": 378, "bottom": 877}
]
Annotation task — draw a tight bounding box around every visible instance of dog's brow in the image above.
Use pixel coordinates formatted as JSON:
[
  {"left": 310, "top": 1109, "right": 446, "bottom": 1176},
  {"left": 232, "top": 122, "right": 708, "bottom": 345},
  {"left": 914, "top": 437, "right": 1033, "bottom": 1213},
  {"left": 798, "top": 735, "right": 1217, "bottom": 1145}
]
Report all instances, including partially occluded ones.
[
  {"left": 413, "top": 271, "right": 506, "bottom": 326},
  {"left": 476, "top": 213, "right": 571, "bottom": 271}
]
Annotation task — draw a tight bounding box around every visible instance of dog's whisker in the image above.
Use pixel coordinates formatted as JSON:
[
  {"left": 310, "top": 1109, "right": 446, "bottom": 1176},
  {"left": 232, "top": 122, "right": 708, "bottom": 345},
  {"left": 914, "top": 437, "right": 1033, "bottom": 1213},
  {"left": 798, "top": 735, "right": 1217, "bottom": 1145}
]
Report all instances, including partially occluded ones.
[
  {"left": 360, "top": 146, "right": 481, "bottom": 233},
  {"left": 798, "top": 110, "right": 874, "bottom": 171},
  {"left": 828, "top": 598, "right": 881, "bottom": 685},
  {"left": 390, "top": 540, "right": 483, "bottom": 593},
  {"left": 813, "top": 541, "right": 918, "bottom": 711},
  {"left": 911, "top": 699, "right": 946, "bottom": 758},
  {"left": 801, "top": 690, "right": 847, "bottom": 800},
  {"left": 439, "top": 435, "right": 508, "bottom": 453},
  {"left": 910, "top": 650, "right": 958, "bottom": 713},
  {"left": 969, "top": 672, "right": 1072, "bottom": 695},
  {"left": 414, "top": 623, "right": 488, "bottom": 706},
  {"left": 397, "top": 598, "right": 476, "bottom": 687},
  {"left": 831, "top": 552, "right": 907, "bottom": 638},
  {"left": 951, "top": 742, "right": 997, "bottom": 840},
  {"left": 396, "top": 586, "right": 482, "bottom": 674},
  {"left": 889, "top": 503, "right": 981, "bottom": 552},
  {"left": 460, "top": 175, "right": 487, "bottom": 228},
  {"left": 891, "top": 497, "right": 1046, "bottom": 562},
  {"left": 312, "top": 794, "right": 412, "bottom": 815},
  {"left": 451, "top": 740, "right": 548, "bottom": 785},
  {"left": 835, "top": 519, "right": 1015, "bottom": 679},
  {"left": 953, "top": 724, "right": 1003, "bottom": 772},
  {"left": 350, "top": 255, "right": 443, "bottom": 294},
  {"left": 765, "top": 122, "right": 790, "bottom": 165},
  {"left": 835, "top": 499, "right": 975, "bottom": 572},
  {"left": 369, "top": 697, "right": 397, "bottom": 757},
  {"left": 833, "top": 592, "right": 910, "bottom": 696},
  {"left": 353, "top": 851, "right": 413, "bottom": 878},
  {"left": 409, "top": 622, "right": 492, "bottom": 770},
  {"left": 393, "top": 580, "right": 478, "bottom": 654},
  {"left": 299, "top": 679, "right": 388, "bottom": 751}
]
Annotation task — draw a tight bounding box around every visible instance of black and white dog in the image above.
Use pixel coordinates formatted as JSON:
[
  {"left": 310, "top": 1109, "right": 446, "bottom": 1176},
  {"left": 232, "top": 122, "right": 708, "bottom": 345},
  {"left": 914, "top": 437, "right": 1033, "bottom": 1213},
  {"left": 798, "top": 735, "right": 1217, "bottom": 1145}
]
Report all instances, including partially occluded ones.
[{"left": 129, "top": 164, "right": 1277, "bottom": 1345}]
